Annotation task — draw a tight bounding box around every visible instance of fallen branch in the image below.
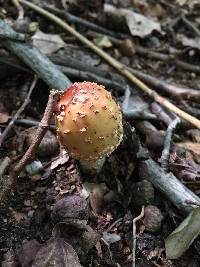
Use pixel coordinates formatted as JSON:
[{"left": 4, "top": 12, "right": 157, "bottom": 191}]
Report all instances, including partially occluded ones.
[
  {"left": 0, "top": 75, "right": 37, "bottom": 147},
  {"left": 140, "top": 159, "right": 200, "bottom": 215},
  {"left": 0, "top": 18, "right": 71, "bottom": 91},
  {"left": 18, "top": 0, "right": 200, "bottom": 129}
]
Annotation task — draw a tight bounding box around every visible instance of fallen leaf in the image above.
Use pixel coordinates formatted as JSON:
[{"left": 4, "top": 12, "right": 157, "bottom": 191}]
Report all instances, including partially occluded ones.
[
  {"left": 33, "top": 30, "right": 65, "bottom": 54},
  {"left": 165, "top": 206, "right": 200, "bottom": 259},
  {"left": 32, "top": 237, "right": 82, "bottom": 267},
  {"left": 104, "top": 4, "right": 162, "bottom": 37}
]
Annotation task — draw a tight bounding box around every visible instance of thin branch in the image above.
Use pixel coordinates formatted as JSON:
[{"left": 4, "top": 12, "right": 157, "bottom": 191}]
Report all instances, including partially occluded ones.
[
  {"left": 123, "top": 109, "right": 157, "bottom": 120},
  {"left": 0, "top": 90, "right": 58, "bottom": 202},
  {"left": 43, "top": 3, "right": 127, "bottom": 39},
  {"left": 132, "top": 206, "right": 145, "bottom": 267},
  {"left": 160, "top": 117, "right": 181, "bottom": 171},
  {"left": 0, "top": 75, "right": 38, "bottom": 147},
  {"left": 87, "top": 31, "right": 200, "bottom": 75},
  {"left": 14, "top": 118, "right": 56, "bottom": 130},
  {"left": 12, "top": 0, "right": 24, "bottom": 20},
  {"left": 19, "top": 0, "right": 200, "bottom": 129},
  {"left": 151, "top": 102, "right": 173, "bottom": 126},
  {"left": 58, "top": 65, "right": 124, "bottom": 92}
]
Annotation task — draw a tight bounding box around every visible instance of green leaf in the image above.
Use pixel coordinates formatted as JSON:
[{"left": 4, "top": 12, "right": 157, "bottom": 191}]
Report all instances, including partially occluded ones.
[
  {"left": 165, "top": 206, "right": 200, "bottom": 259},
  {"left": 93, "top": 36, "right": 112, "bottom": 48}
]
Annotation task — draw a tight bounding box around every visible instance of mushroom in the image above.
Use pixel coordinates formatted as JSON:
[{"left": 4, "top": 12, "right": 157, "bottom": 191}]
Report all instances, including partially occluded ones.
[{"left": 55, "top": 81, "right": 123, "bottom": 174}]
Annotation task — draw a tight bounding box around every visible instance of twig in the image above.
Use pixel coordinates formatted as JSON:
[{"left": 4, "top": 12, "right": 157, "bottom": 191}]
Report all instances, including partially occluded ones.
[
  {"left": 140, "top": 159, "right": 200, "bottom": 214},
  {"left": 135, "top": 46, "right": 200, "bottom": 75},
  {"left": 151, "top": 102, "right": 173, "bottom": 126},
  {"left": 58, "top": 65, "right": 124, "bottom": 92},
  {"left": 54, "top": 55, "right": 200, "bottom": 102},
  {"left": 181, "top": 14, "right": 200, "bottom": 37},
  {"left": 160, "top": 117, "right": 181, "bottom": 171},
  {"left": 14, "top": 118, "right": 56, "bottom": 130},
  {"left": 0, "top": 76, "right": 38, "bottom": 147},
  {"left": 12, "top": 0, "right": 24, "bottom": 20},
  {"left": 1, "top": 90, "right": 57, "bottom": 202},
  {"left": 132, "top": 206, "right": 145, "bottom": 267},
  {"left": 128, "top": 67, "right": 200, "bottom": 102},
  {"left": 3, "top": 53, "right": 200, "bottom": 103},
  {"left": 106, "top": 217, "right": 123, "bottom": 232},
  {"left": 87, "top": 31, "right": 200, "bottom": 75},
  {"left": 43, "top": 4, "right": 127, "bottom": 39},
  {"left": 18, "top": 0, "right": 200, "bottom": 129},
  {"left": 122, "top": 85, "right": 131, "bottom": 111},
  {"left": 0, "top": 18, "right": 72, "bottom": 91},
  {"left": 123, "top": 109, "right": 157, "bottom": 120},
  {"left": 121, "top": 86, "right": 156, "bottom": 120}
]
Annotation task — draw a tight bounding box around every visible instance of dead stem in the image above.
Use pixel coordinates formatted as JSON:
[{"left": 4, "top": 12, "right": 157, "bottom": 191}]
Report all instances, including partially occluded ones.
[{"left": 132, "top": 206, "right": 145, "bottom": 267}]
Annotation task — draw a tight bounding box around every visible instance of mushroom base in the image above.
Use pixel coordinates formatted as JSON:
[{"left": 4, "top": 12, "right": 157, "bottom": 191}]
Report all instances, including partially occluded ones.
[{"left": 79, "top": 157, "right": 106, "bottom": 176}]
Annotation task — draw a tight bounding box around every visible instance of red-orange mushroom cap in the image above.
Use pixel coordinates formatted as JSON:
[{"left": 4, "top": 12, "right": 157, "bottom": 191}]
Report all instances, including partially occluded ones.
[{"left": 55, "top": 81, "right": 123, "bottom": 161}]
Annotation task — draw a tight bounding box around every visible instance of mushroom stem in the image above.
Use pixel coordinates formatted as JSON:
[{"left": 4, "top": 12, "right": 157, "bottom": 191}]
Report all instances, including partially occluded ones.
[{"left": 80, "top": 157, "right": 106, "bottom": 175}]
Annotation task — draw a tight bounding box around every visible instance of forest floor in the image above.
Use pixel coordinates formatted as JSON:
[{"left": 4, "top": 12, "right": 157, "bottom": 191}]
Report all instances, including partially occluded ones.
[{"left": 1, "top": 0, "right": 200, "bottom": 266}]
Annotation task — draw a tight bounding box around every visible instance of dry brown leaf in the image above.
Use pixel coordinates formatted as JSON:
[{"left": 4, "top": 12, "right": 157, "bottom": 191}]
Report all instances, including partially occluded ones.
[
  {"left": 104, "top": 4, "right": 162, "bottom": 38},
  {"left": 33, "top": 30, "right": 65, "bottom": 54},
  {"left": 32, "top": 237, "right": 82, "bottom": 267}
]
